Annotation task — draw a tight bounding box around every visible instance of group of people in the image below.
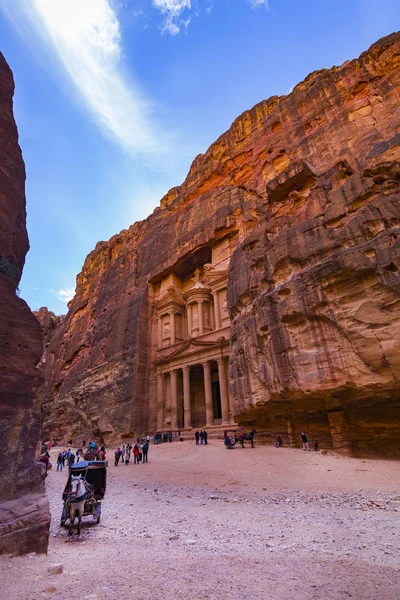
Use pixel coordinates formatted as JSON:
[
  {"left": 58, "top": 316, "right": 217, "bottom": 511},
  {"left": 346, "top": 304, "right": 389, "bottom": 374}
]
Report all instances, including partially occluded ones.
[
  {"left": 55, "top": 442, "right": 107, "bottom": 471},
  {"left": 56, "top": 448, "right": 79, "bottom": 470},
  {"left": 153, "top": 431, "right": 184, "bottom": 444},
  {"left": 114, "top": 442, "right": 149, "bottom": 466},
  {"left": 274, "top": 432, "right": 315, "bottom": 450},
  {"left": 195, "top": 430, "right": 208, "bottom": 445}
]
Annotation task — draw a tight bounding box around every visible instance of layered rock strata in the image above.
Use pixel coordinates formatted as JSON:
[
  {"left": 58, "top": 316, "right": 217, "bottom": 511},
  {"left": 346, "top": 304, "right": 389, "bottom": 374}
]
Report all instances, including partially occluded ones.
[
  {"left": 0, "top": 53, "right": 49, "bottom": 554},
  {"left": 42, "top": 33, "right": 400, "bottom": 457}
]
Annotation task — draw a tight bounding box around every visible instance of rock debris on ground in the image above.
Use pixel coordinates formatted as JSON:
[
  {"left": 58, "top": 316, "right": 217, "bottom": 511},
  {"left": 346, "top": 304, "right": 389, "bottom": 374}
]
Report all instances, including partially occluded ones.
[{"left": 1, "top": 442, "right": 400, "bottom": 600}]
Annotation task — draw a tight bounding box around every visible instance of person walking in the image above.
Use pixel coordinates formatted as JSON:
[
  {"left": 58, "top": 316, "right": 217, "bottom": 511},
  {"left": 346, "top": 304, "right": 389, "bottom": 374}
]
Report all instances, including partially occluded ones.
[
  {"left": 195, "top": 431, "right": 200, "bottom": 445},
  {"left": 125, "top": 444, "right": 132, "bottom": 464},
  {"left": 301, "top": 432, "right": 309, "bottom": 451},
  {"left": 114, "top": 447, "right": 122, "bottom": 466},
  {"left": 56, "top": 452, "right": 64, "bottom": 471},
  {"left": 203, "top": 430, "right": 208, "bottom": 445},
  {"left": 133, "top": 444, "right": 140, "bottom": 464},
  {"left": 142, "top": 441, "right": 149, "bottom": 463}
]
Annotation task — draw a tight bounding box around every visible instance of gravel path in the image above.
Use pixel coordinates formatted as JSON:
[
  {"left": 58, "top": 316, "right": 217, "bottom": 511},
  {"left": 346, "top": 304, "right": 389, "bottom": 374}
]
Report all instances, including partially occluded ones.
[{"left": 1, "top": 442, "right": 400, "bottom": 599}]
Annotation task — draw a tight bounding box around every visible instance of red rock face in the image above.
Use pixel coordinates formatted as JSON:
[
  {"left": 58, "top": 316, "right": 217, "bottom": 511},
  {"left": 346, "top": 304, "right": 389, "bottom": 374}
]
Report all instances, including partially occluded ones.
[
  {"left": 42, "top": 33, "right": 400, "bottom": 457},
  {"left": 0, "top": 53, "right": 49, "bottom": 555}
]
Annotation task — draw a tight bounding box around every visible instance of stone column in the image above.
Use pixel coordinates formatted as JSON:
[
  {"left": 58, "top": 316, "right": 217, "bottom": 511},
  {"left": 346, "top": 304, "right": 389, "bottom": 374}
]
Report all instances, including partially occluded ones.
[
  {"left": 187, "top": 304, "right": 193, "bottom": 337},
  {"left": 287, "top": 417, "right": 295, "bottom": 447},
  {"left": 203, "top": 361, "right": 214, "bottom": 427},
  {"left": 218, "top": 358, "right": 230, "bottom": 425},
  {"left": 183, "top": 366, "right": 192, "bottom": 429},
  {"left": 170, "top": 369, "right": 178, "bottom": 429},
  {"left": 157, "top": 374, "right": 164, "bottom": 430},
  {"left": 170, "top": 311, "right": 176, "bottom": 346},
  {"left": 158, "top": 317, "right": 162, "bottom": 348},
  {"left": 198, "top": 300, "right": 204, "bottom": 336},
  {"left": 213, "top": 292, "right": 221, "bottom": 330}
]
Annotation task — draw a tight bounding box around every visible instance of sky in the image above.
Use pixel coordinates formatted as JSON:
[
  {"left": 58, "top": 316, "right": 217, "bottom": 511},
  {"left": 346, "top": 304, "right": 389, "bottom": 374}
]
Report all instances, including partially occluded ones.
[{"left": 0, "top": 0, "right": 399, "bottom": 314}]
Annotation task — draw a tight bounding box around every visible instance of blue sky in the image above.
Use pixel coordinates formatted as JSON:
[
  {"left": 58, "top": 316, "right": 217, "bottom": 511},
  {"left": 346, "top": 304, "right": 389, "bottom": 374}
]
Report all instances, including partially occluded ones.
[{"left": 0, "top": 0, "right": 399, "bottom": 314}]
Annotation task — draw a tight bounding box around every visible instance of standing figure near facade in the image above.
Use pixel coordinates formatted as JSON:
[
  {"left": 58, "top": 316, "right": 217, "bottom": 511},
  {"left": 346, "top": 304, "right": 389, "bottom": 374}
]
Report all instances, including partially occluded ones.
[
  {"left": 301, "top": 432, "right": 309, "bottom": 451},
  {"left": 142, "top": 442, "right": 149, "bottom": 463},
  {"left": 195, "top": 431, "right": 200, "bottom": 445}
]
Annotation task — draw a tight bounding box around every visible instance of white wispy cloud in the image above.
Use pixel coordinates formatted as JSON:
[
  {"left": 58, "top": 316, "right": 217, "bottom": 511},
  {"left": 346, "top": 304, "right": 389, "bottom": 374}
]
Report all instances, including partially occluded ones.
[
  {"left": 1, "top": 0, "right": 164, "bottom": 155},
  {"left": 152, "top": 0, "right": 192, "bottom": 35},
  {"left": 48, "top": 288, "right": 75, "bottom": 303},
  {"left": 152, "top": 0, "right": 269, "bottom": 35},
  {"left": 248, "top": 0, "right": 269, "bottom": 7}
]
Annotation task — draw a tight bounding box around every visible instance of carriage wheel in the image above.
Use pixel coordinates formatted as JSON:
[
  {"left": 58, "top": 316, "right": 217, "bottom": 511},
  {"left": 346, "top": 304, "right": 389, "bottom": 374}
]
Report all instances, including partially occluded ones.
[
  {"left": 95, "top": 503, "right": 101, "bottom": 524},
  {"left": 60, "top": 504, "right": 68, "bottom": 527}
]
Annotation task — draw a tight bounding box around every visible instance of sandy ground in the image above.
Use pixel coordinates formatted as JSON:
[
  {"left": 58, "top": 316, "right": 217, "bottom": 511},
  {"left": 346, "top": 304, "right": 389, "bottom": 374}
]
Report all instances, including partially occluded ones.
[{"left": 1, "top": 441, "right": 400, "bottom": 600}]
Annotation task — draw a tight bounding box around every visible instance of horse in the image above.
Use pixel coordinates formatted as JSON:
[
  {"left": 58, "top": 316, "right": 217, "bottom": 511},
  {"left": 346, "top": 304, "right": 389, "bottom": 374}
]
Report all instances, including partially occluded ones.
[
  {"left": 66, "top": 476, "right": 88, "bottom": 536},
  {"left": 237, "top": 429, "right": 257, "bottom": 448}
]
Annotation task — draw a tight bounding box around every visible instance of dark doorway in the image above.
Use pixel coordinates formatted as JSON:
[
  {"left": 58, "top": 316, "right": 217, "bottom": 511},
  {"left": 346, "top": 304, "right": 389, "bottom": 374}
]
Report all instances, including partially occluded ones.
[{"left": 212, "top": 380, "right": 222, "bottom": 419}]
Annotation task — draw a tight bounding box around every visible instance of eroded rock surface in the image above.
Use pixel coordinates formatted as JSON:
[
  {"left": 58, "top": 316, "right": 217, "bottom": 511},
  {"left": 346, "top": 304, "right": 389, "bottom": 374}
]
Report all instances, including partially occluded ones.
[
  {"left": 42, "top": 33, "right": 400, "bottom": 457},
  {"left": 0, "top": 53, "right": 49, "bottom": 554}
]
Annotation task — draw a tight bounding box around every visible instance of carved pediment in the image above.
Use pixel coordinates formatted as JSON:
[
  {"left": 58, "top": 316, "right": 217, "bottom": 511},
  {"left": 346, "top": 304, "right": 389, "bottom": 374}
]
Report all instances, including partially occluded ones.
[
  {"left": 156, "top": 337, "right": 228, "bottom": 363},
  {"left": 202, "top": 264, "right": 229, "bottom": 289},
  {"left": 156, "top": 287, "right": 185, "bottom": 312}
]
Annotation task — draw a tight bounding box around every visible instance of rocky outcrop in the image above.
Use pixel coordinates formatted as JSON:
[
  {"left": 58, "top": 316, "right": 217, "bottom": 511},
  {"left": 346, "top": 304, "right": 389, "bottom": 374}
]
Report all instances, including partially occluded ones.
[
  {"left": 33, "top": 307, "right": 64, "bottom": 349},
  {"left": 42, "top": 33, "right": 400, "bottom": 457},
  {"left": 0, "top": 53, "right": 49, "bottom": 554}
]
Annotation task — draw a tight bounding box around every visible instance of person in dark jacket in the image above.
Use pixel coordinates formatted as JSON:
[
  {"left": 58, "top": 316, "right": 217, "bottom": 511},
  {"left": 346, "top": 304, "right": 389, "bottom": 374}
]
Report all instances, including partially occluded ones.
[
  {"left": 142, "top": 442, "right": 149, "bottom": 463},
  {"left": 301, "top": 432, "right": 309, "bottom": 451},
  {"left": 195, "top": 431, "right": 200, "bottom": 445}
]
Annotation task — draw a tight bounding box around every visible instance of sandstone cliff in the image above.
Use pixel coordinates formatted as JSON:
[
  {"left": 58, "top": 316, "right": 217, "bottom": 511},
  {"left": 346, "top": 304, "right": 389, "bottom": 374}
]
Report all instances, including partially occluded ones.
[
  {"left": 42, "top": 33, "right": 400, "bottom": 457},
  {"left": 0, "top": 53, "right": 49, "bottom": 554}
]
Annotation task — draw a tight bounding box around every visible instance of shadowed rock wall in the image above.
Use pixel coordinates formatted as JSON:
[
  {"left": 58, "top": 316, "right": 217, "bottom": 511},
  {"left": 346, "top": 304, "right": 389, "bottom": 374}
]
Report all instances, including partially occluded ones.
[
  {"left": 0, "top": 53, "right": 50, "bottom": 554},
  {"left": 42, "top": 33, "right": 400, "bottom": 457}
]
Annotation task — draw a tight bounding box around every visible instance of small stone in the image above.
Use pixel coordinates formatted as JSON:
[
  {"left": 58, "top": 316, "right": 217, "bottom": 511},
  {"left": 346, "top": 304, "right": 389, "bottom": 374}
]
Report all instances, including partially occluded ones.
[
  {"left": 43, "top": 586, "right": 57, "bottom": 593},
  {"left": 48, "top": 563, "right": 63, "bottom": 575}
]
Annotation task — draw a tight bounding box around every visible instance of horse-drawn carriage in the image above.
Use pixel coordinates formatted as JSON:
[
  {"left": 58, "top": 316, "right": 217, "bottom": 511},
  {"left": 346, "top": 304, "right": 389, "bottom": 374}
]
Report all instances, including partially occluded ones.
[
  {"left": 61, "top": 460, "right": 107, "bottom": 535},
  {"left": 224, "top": 428, "right": 257, "bottom": 448}
]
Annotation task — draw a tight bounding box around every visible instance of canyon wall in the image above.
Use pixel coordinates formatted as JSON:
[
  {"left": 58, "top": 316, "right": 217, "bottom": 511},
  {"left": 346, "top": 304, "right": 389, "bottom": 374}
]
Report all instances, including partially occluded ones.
[
  {"left": 42, "top": 33, "right": 400, "bottom": 456},
  {"left": 0, "top": 54, "right": 49, "bottom": 554}
]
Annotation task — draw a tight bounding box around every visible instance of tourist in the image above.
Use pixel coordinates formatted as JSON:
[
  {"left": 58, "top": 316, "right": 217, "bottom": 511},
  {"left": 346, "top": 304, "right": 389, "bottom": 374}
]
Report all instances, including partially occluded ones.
[
  {"left": 275, "top": 435, "right": 282, "bottom": 448},
  {"left": 179, "top": 430, "right": 183, "bottom": 442},
  {"left": 133, "top": 444, "right": 140, "bottom": 464},
  {"left": 301, "top": 432, "right": 309, "bottom": 451},
  {"left": 142, "top": 441, "right": 149, "bottom": 463},
  {"left": 195, "top": 431, "right": 200, "bottom": 445},
  {"left": 146, "top": 434, "right": 151, "bottom": 445},
  {"left": 200, "top": 431, "right": 204, "bottom": 445},
  {"left": 125, "top": 443, "right": 132, "bottom": 464},
  {"left": 203, "top": 430, "right": 208, "bottom": 445},
  {"left": 121, "top": 445, "right": 125, "bottom": 463},
  {"left": 138, "top": 443, "right": 143, "bottom": 462},
  {"left": 168, "top": 431, "right": 173, "bottom": 443},
  {"left": 56, "top": 452, "right": 64, "bottom": 471},
  {"left": 98, "top": 446, "right": 107, "bottom": 461},
  {"left": 114, "top": 447, "right": 122, "bottom": 466}
]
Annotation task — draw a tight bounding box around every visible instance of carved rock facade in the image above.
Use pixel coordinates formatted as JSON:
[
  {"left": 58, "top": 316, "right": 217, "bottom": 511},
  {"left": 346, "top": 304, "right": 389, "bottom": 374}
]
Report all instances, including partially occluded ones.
[
  {"left": 42, "top": 34, "right": 400, "bottom": 457},
  {"left": 0, "top": 53, "right": 49, "bottom": 554}
]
